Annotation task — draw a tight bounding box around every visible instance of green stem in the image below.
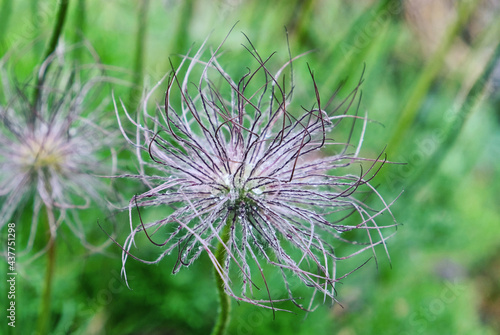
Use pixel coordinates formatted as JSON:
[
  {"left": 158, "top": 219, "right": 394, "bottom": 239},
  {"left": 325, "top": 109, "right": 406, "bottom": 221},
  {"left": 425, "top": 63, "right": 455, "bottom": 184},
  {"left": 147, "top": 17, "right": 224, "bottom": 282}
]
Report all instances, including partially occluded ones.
[
  {"left": 32, "top": 0, "right": 70, "bottom": 111},
  {"left": 210, "top": 213, "right": 234, "bottom": 335},
  {"left": 35, "top": 206, "right": 57, "bottom": 335}
]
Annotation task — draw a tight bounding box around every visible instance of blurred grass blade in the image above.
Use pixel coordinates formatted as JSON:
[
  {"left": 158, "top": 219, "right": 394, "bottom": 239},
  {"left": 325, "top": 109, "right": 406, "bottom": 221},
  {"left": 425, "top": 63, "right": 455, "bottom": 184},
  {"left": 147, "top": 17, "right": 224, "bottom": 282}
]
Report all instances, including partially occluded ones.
[
  {"left": 387, "top": 0, "right": 481, "bottom": 155},
  {"left": 409, "top": 39, "right": 500, "bottom": 191},
  {"left": 128, "top": 0, "right": 150, "bottom": 110},
  {"left": 0, "top": 0, "right": 13, "bottom": 54},
  {"left": 72, "top": 0, "right": 86, "bottom": 63}
]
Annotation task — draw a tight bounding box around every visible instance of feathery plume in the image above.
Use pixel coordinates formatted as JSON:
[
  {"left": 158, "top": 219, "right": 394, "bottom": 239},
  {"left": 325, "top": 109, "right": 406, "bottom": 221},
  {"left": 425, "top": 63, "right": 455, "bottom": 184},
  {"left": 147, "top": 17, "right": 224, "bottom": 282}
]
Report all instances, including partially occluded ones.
[
  {"left": 115, "top": 35, "right": 398, "bottom": 311},
  {"left": 0, "top": 45, "right": 118, "bottom": 256}
]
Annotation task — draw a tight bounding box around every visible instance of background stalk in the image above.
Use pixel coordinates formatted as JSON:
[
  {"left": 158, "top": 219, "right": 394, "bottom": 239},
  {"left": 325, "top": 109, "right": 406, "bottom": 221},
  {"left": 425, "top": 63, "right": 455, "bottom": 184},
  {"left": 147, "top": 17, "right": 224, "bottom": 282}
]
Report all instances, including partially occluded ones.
[
  {"left": 128, "top": 0, "right": 150, "bottom": 110},
  {"left": 32, "top": 0, "right": 70, "bottom": 112},
  {"left": 0, "top": 0, "right": 13, "bottom": 54},
  {"left": 72, "top": 0, "right": 86, "bottom": 64}
]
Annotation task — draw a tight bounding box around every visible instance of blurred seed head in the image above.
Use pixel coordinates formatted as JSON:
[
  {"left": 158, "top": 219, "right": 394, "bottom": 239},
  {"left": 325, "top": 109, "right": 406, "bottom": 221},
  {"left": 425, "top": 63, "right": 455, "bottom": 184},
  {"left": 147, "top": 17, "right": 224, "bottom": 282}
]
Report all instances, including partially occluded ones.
[
  {"left": 0, "top": 45, "right": 119, "bottom": 255},
  {"left": 116, "top": 34, "right": 399, "bottom": 311}
]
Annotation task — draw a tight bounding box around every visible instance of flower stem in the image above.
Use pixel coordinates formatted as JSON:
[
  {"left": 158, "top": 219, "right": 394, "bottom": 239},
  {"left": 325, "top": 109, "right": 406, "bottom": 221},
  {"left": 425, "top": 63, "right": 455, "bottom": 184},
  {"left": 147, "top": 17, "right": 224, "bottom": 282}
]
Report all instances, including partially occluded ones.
[
  {"left": 35, "top": 206, "right": 57, "bottom": 335},
  {"left": 210, "top": 213, "right": 233, "bottom": 335}
]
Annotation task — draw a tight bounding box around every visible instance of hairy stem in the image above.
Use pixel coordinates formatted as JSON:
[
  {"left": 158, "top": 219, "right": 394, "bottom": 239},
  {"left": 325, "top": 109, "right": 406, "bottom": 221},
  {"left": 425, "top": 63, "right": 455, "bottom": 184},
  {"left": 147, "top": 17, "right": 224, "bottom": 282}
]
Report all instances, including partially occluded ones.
[
  {"left": 35, "top": 206, "right": 57, "bottom": 335},
  {"left": 210, "top": 213, "right": 233, "bottom": 335}
]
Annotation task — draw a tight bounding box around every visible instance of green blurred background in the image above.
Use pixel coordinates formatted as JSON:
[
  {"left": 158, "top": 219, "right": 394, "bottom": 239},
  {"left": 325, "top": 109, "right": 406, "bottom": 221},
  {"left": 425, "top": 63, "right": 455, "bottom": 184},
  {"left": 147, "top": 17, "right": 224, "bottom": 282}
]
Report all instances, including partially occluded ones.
[{"left": 1, "top": 0, "right": 500, "bottom": 334}]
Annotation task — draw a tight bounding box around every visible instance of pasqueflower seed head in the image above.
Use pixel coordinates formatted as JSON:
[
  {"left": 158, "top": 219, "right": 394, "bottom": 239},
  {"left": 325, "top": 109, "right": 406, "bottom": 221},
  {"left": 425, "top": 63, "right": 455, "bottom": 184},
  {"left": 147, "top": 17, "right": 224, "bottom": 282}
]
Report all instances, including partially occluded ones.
[
  {"left": 0, "top": 46, "right": 118, "bottom": 255},
  {"left": 116, "top": 35, "right": 398, "bottom": 311}
]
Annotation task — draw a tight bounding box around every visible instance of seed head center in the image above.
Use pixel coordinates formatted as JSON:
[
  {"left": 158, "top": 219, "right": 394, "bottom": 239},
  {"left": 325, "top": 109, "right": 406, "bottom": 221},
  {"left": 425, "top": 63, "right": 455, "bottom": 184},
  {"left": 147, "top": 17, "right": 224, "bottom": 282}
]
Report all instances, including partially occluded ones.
[{"left": 18, "top": 134, "right": 67, "bottom": 172}]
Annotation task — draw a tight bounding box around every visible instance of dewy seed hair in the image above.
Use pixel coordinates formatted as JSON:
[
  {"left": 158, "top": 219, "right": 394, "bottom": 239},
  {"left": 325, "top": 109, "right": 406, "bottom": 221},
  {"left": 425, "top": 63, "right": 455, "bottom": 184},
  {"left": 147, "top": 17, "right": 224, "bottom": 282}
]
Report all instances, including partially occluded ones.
[{"left": 115, "top": 33, "right": 399, "bottom": 312}]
